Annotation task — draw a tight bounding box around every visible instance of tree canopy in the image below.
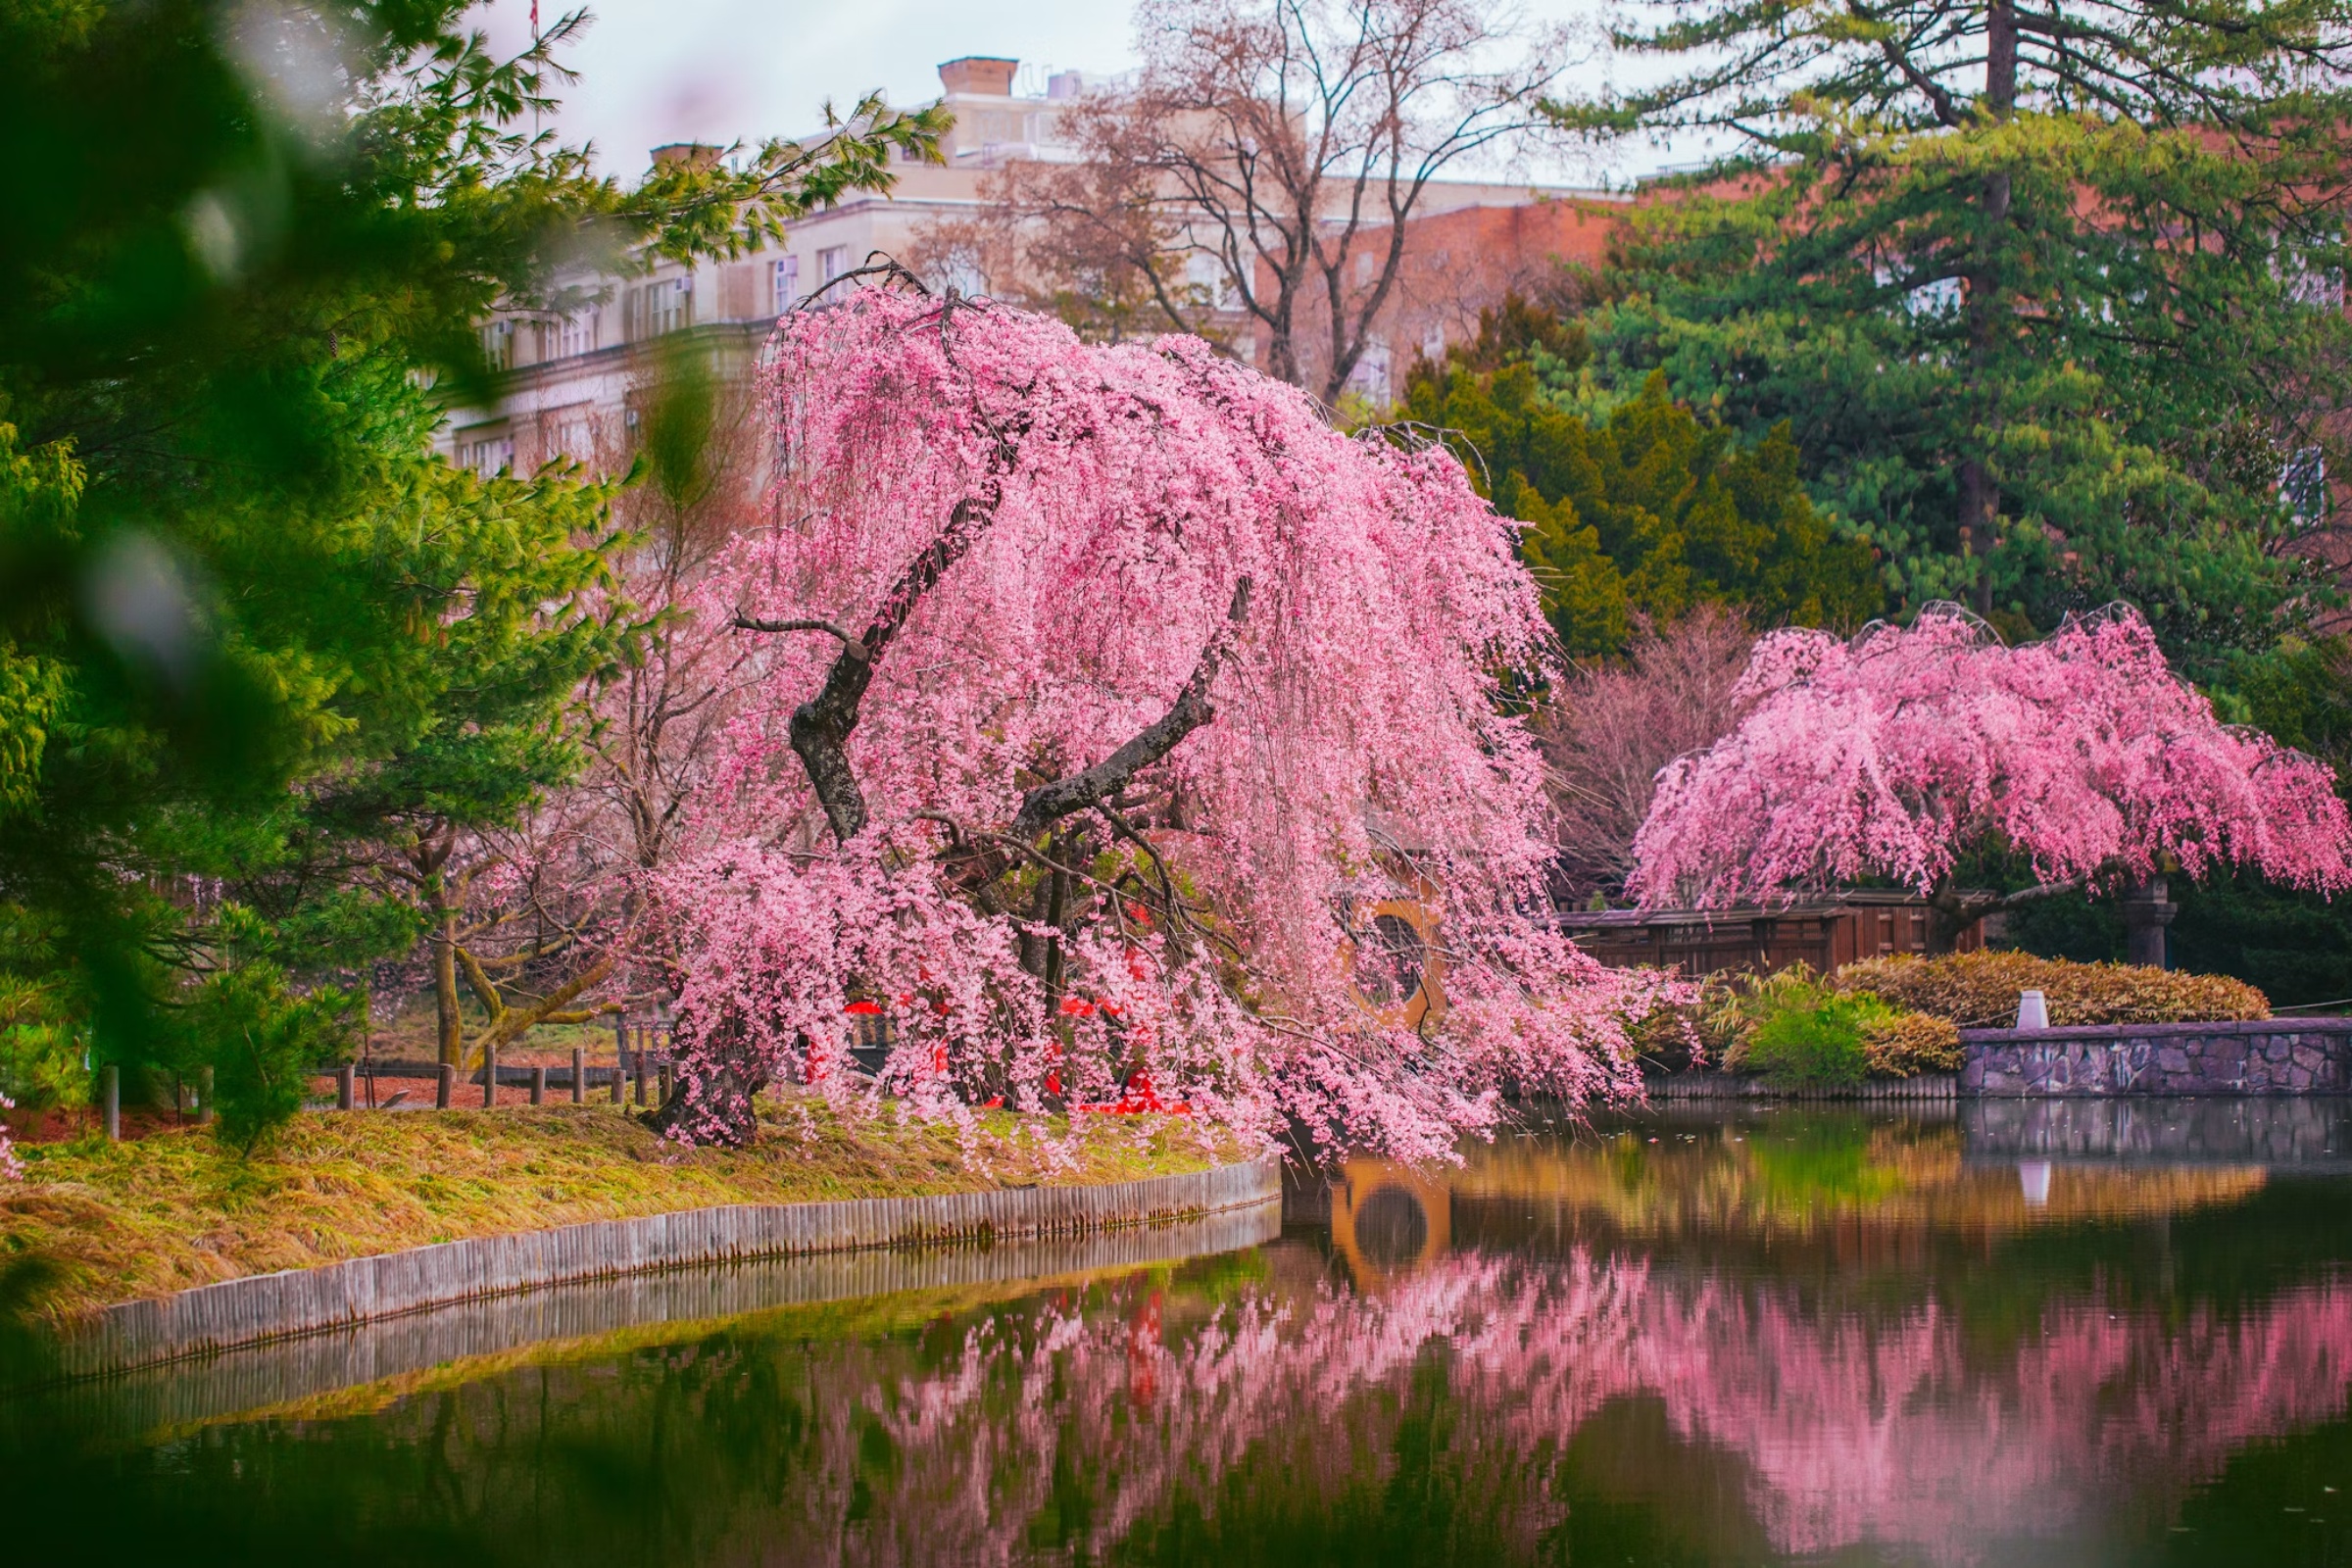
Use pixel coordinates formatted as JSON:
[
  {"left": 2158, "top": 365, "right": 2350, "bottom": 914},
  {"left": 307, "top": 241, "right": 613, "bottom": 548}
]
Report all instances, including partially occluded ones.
[
  {"left": 1551, "top": 0, "right": 2352, "bottom": 667},
  {"left": 1629, "top": 604, "right": 2352, "bottom": 948},
  {"left": 650, "top": 287, "right": 1672, "bottom": 1161},
  {"left": 1401, "top": 301, "right": 1883, "bottom": 656}
]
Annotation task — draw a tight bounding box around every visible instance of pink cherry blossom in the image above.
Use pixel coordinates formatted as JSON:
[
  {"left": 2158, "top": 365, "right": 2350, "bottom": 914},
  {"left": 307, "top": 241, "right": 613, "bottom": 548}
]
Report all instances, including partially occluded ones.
[
  {"left": 0, "top": 1091, "right": 17, "bottom": 1181},
  {"left": 1628, "top": 602, "right": 2352, "bottom": 928},
  {"left": 642, "top": 286, "right": 1676, "bottom": 1157}
]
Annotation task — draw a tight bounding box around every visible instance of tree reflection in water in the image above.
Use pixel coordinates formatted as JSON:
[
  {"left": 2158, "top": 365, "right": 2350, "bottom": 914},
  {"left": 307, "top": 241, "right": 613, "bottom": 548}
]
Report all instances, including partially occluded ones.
[{"left": 10, "top": 1111, "right": 2352, "bottom": 1567}]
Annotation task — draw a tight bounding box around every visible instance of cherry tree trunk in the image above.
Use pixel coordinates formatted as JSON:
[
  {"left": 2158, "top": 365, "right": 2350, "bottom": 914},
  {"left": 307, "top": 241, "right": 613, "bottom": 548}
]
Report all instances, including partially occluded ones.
[
  {"left": 1924, "top": 883, "right": 1972, "bottom": 957},
  {"left": 645, "top": 1024, "right": 773, "bottom": 1147}
]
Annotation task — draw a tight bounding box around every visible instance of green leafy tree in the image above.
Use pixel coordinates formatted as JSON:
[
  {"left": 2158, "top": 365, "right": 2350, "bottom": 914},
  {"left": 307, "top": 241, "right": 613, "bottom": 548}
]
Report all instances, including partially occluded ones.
[
  {"left": 1553, "top": 0, "right": 2352, "bottom": 665},
  {"left": 0, "top": 0, "right": 945, "bottom": 1132},
  {"left": 1400, "top": 300, "right": 1882, "bottom": 655}
]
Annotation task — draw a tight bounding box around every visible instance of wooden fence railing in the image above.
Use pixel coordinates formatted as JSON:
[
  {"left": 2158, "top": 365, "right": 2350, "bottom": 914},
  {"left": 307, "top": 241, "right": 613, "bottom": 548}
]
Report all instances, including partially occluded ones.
[{"left": 331, "top": 1029, "right": 680, "bottom": 1114}]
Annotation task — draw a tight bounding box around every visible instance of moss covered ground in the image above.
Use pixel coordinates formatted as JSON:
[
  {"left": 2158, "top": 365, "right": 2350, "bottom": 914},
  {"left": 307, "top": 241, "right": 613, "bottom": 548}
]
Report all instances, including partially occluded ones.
[{"left": 0, "top": 1099, "right": 1231, "bottom": 1324}]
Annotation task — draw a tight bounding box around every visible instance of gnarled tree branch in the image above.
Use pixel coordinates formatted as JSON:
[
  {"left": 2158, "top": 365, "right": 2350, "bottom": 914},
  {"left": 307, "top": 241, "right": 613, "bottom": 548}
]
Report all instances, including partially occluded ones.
[
  {"left": 944, "top": 576, "right": 1253, "bottom": 894},
  {"left": 762, "top": 427, "right": 1024, "bottom": 842},
  {"left": 1011, "top": 575, "right": 1252, "bottom": 842},
  {"left": 728, "top": 613, "right": 869, "bottom": 660}
]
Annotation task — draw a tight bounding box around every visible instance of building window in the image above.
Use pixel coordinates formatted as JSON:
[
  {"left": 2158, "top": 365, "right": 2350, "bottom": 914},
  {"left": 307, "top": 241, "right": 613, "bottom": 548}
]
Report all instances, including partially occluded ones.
[
  {"left": 1904, "top": 275, "right": 1963, "bottom": 317},
  {"left": 1345, "top": 339, "right": 1393, "bottom": 407},
  {"left": 544, "top": 409, "right": 595, "bottom": 463},
  {"left": 772, "top": 255, "right": 801, "bottom": 314},
  {"left": 2283, "top": 445, "right": 2329, "bottom": 532},
  {"left": 458, "top": 430, "right": 514, "bottom": 475},
  {"left": 1183, "top": 251, "right": 1240, "bottom": 311},
  {"left": 479, "top": 318, "right": 515, "bottom": 370},
  {"left": 939, "top": 255, "right": 987, "bottom": 297},
  {"left": 536, "top": 313, "right": 595, "bottom": 362},
  {"left": 2282, "top": 225, "right": 2345, "bottom": 310},
  {"left": 630, "top": 275, "right": 692, "bottom": 338},
  {"left": 817, "top": 246, "right": 851, "bottom": 288}
]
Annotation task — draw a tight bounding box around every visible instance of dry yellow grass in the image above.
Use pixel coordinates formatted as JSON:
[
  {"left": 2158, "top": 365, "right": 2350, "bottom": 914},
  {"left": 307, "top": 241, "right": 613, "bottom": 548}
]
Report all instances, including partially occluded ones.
[{"left": 0, "top": 1098, "right": 1236, "bottom": 1324}]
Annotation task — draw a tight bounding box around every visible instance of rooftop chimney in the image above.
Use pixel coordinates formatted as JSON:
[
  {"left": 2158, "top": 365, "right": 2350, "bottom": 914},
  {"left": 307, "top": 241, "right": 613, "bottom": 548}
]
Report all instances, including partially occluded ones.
[
  {"left": 650, "top": 142, "right": 722, "bottom": 172},
  {"left": 937, "top": 57, "right": 1018, "bottom": 96}
]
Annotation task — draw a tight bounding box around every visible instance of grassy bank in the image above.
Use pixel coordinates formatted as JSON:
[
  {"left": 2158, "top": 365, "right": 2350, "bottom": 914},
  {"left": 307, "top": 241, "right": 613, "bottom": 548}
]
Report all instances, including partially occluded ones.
[{"left": 0, "top": 1101, "right": 1235, "bottom": 1324}]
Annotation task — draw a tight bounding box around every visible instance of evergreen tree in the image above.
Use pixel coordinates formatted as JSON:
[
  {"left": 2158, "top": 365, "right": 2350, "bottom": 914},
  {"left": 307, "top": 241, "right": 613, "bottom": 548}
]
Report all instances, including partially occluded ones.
[
  {"left": 1552, "top": 0, "right": 2352, "bottom": 665},
  {"left": 1401, "top": 300, "right": 1882, "bottom": 655}
]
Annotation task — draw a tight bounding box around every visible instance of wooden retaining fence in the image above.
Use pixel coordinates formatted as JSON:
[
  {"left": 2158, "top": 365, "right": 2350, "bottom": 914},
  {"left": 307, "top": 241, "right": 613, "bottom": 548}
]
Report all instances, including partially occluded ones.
[
  {"left": 50, "top": 1156, "right": 1283, "bottom": 1382},
  {"left": 24, "top": 1201, "right": 1286, "bottom": 1437},
  {"left": 350, "top": 1058, "right": 655, "bottom": 1091},
  {"left": 1643, "top": 1073, "right": 1962, "bottom": 1102}
]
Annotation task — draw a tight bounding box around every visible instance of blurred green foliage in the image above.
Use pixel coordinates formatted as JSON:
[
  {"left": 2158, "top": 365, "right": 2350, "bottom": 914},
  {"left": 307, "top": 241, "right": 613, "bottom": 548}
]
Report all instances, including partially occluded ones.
[{"left": 0, "top": 0, "right": 943, "bottom": 1143}]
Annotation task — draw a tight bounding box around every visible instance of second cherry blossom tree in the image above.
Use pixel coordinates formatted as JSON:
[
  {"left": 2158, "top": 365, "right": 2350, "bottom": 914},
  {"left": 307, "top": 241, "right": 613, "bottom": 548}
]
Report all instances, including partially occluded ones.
[{"left": 1629, "top": 604, "right": 2352, "bottom": 947}]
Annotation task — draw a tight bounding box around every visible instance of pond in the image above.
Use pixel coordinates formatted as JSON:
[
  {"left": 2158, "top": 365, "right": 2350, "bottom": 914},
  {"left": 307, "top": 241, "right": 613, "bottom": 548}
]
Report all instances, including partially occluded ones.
[{"left": 10, "top": 1100, "right": 2352, "bottom": 1566}]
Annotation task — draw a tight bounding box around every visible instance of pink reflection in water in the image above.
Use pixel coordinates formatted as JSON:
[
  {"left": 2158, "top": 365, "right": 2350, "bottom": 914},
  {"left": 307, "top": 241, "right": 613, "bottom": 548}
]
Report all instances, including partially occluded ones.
[{"left": 851, "top": 1250, "right": 2352, "bottom": 1566}]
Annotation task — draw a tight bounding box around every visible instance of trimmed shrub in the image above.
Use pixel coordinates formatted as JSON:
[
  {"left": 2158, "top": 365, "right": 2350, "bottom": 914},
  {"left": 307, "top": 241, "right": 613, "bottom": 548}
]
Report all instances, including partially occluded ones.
[
  {"left": 1690, "top": 965, "right": 1957, "bottom": 1083},
  {"left": 1702, "top": 966, "right": 1834, "bottom": 1070},
  {"left": 1743, "top": 995, "right": 1886, "bottom": 1086},
  {"left": 1834, "top": 951, "right": 2269, "bottom": 1028},
  {"left": 1860, "top": 1011, "right": 1963, "bottom": 1076}
]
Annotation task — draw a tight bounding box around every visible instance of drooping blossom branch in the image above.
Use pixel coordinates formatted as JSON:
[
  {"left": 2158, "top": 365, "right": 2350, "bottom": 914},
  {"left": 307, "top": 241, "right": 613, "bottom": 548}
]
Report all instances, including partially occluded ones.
[{"left": 1629, "top": 602, "right": 2352, "bottom": 946}]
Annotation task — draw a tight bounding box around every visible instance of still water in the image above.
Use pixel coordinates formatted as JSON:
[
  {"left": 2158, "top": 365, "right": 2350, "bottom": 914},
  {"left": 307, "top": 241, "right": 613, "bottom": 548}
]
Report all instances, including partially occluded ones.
[{"left": 12, "top": 1100, "right": 2352, "bottom": 1566}]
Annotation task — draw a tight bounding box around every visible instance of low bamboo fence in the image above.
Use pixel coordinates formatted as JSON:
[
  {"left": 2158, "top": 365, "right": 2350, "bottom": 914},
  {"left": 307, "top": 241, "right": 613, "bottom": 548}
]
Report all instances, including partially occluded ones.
[{"left": 1643, "top": 1074, "right": 1963, "bottom": 1102}]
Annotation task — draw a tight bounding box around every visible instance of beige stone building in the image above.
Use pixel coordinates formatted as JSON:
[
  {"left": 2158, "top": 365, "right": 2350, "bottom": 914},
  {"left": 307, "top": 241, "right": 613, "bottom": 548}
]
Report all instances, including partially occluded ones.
[{"left": 436, "top": 55, "right": 1616, "bottom": 473}]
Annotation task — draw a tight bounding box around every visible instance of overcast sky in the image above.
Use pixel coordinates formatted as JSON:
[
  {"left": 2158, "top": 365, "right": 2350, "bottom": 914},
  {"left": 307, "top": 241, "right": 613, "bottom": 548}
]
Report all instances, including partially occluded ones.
[{"left": 474, "top": 0, "right": 1647, "bottom": 183}]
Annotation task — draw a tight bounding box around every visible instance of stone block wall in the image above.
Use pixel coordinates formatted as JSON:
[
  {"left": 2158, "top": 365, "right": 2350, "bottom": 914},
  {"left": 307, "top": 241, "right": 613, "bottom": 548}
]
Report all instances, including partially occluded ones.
[{"left": 1961, "top": 1019, "right": 2352, "bottom": 1097}]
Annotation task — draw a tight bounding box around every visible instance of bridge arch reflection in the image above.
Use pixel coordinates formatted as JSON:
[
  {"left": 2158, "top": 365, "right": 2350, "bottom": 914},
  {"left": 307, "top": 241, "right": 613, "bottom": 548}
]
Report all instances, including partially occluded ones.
[{"left": 1328, "top": 1157, "right": 1450, "bottom": 1285}]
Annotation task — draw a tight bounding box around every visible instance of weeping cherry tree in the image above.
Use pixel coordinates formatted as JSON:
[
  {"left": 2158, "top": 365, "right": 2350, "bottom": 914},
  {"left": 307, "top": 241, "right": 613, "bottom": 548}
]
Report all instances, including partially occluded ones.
[{"left": 641, "top": 282, "right": 1673, "bottom": 1161}]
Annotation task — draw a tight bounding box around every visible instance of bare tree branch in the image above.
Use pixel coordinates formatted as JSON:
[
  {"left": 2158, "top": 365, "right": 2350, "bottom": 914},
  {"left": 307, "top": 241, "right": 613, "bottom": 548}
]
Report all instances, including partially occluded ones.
[{"left": 729, "top": 612, "right": 870, "bottom": 660}]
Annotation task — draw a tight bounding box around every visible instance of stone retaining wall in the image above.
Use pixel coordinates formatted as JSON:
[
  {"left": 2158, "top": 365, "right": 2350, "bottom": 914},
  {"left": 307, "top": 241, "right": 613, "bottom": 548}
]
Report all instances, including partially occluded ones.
[
  {"left": 1961, "top": 1019, "right": 2352, "bottom": 1097},
  {"left": 1643, "top": 1074, "right": 1960, "bottom": 1102},
  {"left": 57, "top": 1156, "right": 1282, "bottom": 1380}
]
